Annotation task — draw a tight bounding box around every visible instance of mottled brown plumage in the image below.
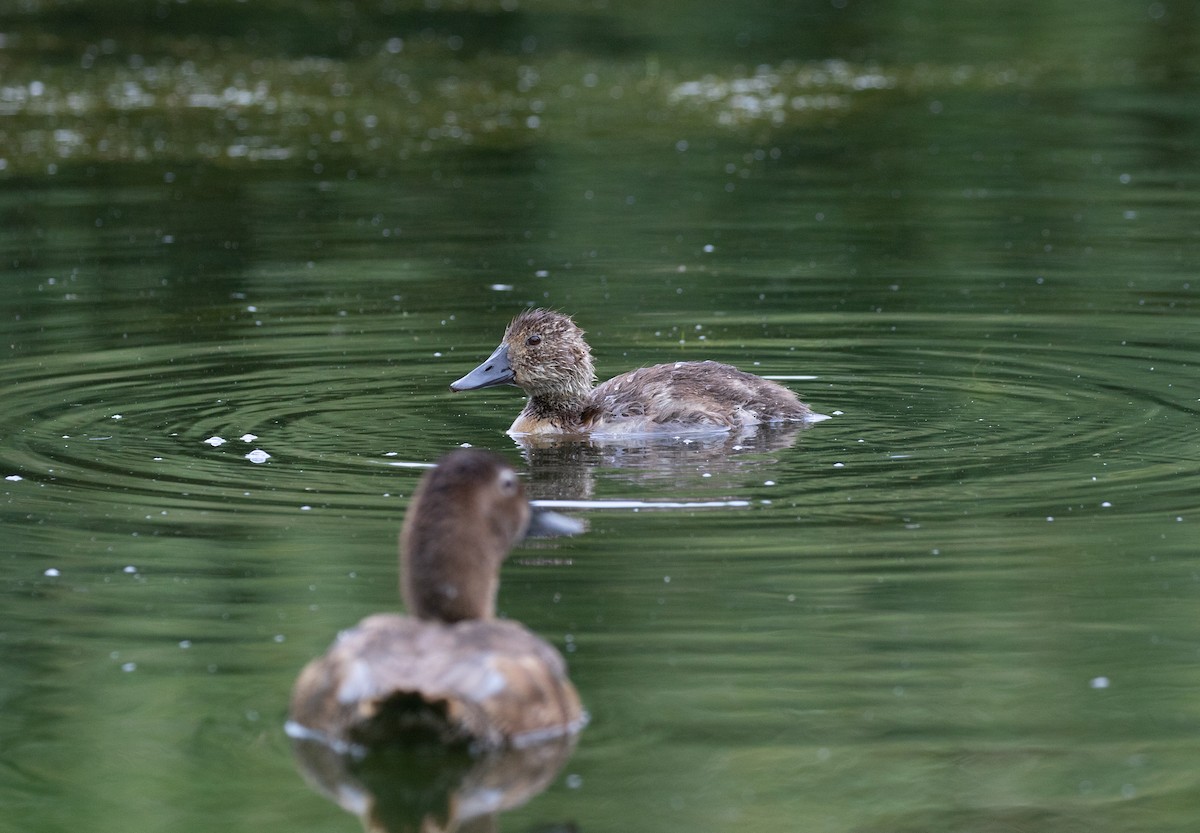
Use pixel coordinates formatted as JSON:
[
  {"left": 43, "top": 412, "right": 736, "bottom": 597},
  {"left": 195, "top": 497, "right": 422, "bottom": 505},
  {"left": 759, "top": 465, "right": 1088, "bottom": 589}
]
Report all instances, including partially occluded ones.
[
  {"left": 287, "top": 450, "right": 585, "bottom": 752},
  {"left": 450, "top": 309, "right": 811, "bottom": 435}
]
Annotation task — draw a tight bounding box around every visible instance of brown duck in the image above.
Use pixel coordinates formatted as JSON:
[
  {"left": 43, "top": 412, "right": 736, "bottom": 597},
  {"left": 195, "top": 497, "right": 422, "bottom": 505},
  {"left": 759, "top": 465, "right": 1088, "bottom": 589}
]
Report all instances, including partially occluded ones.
[
  {"left": 450, "top": 308, "right": 812, "bottom": 435},
  {"left": 287, "top": 449, "right": 585, "bottom": 752}
]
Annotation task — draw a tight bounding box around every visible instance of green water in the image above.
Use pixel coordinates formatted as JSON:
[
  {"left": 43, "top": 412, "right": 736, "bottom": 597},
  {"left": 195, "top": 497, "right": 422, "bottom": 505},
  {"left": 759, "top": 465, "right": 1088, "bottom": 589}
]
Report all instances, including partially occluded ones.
[{"left": 3, "top": 2, "right": 1200, "bottom": 831}]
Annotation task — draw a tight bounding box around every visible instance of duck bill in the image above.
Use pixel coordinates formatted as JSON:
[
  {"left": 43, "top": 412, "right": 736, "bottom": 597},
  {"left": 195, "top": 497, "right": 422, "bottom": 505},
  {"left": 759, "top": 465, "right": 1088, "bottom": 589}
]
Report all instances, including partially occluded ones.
[
  {"left": 450, "top": 343, "right": 515, "bottom": 391},
  {"left": 525, "top": 506, "right": 586, "bottom": 538}
]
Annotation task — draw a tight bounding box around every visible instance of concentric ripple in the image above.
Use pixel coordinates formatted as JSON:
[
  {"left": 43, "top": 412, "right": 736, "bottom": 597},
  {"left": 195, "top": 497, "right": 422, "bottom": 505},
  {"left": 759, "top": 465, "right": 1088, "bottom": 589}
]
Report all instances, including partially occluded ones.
[
  {"left": 2, "top": 333, "right": 468, "bottom": 529},
  {"left": 4, "top": 311, "right": 1197, "bottom": 535},
  {"left": 781, "top": 313, "right": 1200, "bottom": 526}
]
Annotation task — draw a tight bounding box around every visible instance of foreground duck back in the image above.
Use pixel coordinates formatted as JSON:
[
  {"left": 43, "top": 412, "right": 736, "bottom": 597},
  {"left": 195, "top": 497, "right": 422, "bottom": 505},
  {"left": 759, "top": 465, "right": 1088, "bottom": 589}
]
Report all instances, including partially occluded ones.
[{"left": 289, "top": 615, "right": 584, "bottom": 749}]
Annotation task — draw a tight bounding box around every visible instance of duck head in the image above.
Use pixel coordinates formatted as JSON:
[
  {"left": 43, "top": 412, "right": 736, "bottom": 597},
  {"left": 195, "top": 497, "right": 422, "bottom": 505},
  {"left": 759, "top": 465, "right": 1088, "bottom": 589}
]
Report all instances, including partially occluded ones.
[
  {"left": 400, "top": 449, "right": 581, "bottom": 623},
  {"left": 450, "top": 310, "right": 597, "bottom": 407}
]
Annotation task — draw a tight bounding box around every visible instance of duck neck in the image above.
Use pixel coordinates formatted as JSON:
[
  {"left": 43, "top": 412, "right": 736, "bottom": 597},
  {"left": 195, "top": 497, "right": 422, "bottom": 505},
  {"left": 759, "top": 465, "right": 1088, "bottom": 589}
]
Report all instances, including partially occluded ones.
[
  {"left": 401, "top": 515, "right": 502, "bottom": 623},
  {"left": 524, "top": 362, "right": 595, "bottom": 419},
  {"left": 524, "top": 392, "right": 587, "bottom": 426}
]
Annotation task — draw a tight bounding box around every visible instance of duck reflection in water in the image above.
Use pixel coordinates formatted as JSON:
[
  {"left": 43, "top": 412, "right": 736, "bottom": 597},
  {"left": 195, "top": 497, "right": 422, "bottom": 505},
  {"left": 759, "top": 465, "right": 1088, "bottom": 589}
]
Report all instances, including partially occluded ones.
[
  {"left": 450, "top": 309, "right": 816, "bottom": 437},
  {"left": 514, "top": 423, "right": 807, "bottom": 501},
  {"left": 286, "top": 449, "right": 585, "bottom": 830},
  {"left": 290, "top": 731, "right": 578, "bottom": 833}
]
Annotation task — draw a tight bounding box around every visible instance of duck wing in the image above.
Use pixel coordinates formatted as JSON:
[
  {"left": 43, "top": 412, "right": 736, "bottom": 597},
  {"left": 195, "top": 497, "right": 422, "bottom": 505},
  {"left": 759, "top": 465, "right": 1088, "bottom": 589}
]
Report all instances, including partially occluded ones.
[{"left": 587, "top": 360, "right": 808, "bottom": 430}]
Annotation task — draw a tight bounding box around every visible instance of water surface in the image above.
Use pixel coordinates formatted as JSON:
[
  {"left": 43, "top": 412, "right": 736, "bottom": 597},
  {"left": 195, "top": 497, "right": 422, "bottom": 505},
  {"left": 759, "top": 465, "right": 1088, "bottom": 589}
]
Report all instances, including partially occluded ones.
[{"left": 3, "top": 2, "right": 1200, "bottom": 832}]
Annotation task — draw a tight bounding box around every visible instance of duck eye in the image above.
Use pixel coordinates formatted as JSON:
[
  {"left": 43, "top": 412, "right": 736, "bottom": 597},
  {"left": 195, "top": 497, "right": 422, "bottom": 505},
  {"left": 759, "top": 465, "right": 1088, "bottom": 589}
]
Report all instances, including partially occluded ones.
[
  {"left": 498, "top": 470, "right": 518, "bottom": 495},
  {"left": 526, "top": 334, "right": 542, "bottom": 346}
]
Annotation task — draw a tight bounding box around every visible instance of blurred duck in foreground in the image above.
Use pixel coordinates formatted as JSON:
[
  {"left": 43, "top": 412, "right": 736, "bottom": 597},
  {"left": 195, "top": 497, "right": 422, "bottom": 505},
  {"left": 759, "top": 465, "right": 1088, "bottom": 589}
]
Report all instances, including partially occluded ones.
[
  {"left": 287, "top": 449, "right": 586, "bottom": 753},
  {"left": 450, "top": 308, "right": 814, "bottom": 436}
]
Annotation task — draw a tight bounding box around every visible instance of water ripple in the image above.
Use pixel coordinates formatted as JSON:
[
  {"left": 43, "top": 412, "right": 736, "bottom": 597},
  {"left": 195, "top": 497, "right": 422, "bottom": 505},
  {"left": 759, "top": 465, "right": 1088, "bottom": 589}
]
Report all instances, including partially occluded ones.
[{"left": 2, "top": 314, "right": 1198, "bottom": 530}]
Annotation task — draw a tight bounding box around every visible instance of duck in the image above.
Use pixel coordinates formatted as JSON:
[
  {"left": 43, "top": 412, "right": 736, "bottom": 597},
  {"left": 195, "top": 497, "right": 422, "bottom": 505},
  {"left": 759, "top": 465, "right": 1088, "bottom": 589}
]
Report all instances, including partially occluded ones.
[
  {"left": 286, "top": 449, "right": 586, "bottom": 753},
  {"left": 450, "top": 308, "right": 812, "bottom": 436}
]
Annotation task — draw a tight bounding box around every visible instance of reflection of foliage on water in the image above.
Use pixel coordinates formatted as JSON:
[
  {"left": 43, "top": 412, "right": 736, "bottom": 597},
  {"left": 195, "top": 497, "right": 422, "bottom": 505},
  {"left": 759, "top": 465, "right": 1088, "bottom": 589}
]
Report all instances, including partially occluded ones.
[
  {"left": 0, "top": 0, "right": 1147, "bottom": 176},
  {"left": 0, "top": 44, "right": 563, "bottom": 172}
]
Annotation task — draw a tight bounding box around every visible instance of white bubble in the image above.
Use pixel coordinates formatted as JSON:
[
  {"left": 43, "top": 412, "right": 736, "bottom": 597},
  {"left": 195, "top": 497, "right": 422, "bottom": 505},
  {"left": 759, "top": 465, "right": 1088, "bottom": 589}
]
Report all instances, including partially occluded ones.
[
  {"left": 204, "top": 436, "right": 227, "bottom": 447},
  {"left": 245, "top": 449, "right": 271, "bottom": 464}
]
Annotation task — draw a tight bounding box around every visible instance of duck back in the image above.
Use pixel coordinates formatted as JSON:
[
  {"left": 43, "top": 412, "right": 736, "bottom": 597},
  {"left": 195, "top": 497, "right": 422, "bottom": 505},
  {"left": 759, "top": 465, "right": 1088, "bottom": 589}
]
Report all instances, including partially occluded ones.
[
  {"left": 289, "top": 614, "right": 584, "bottom": 750},
  {"left": 583, "top": 360, "right": 810, "bottom": 433}
]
